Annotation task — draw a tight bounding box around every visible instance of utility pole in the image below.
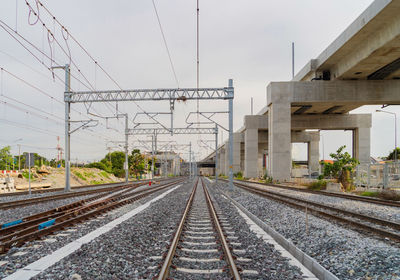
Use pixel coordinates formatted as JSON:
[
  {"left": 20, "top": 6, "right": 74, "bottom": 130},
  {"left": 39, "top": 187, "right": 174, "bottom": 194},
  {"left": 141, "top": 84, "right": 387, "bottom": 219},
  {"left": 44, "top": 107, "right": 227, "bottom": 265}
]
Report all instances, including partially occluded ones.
[
  {"left": 228, "top": 79, "right": 234, "bottom": 190},
  {"left": 215, "top": 124, "right": 218, "bottom": 183},
  {"left": 292, "top": 42, "right": 295, "bottom": 79},
  {"left": 53, "top": 64, "right": 71, "bottom": 191},
  {"left": 189, "top": 142, "right": 192, "bottom": 179},
  {"left": 17, "top": 144, "right": 21, "bottom": 172},
  {"left": 124, "top": 114, "right": 129, "bottom": 183}
]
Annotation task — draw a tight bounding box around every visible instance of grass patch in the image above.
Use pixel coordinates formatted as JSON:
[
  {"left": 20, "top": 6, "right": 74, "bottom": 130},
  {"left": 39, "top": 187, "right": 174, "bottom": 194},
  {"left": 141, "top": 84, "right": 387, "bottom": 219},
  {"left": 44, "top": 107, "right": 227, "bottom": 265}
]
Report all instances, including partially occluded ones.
[
  {"left": 99, "top": 171, "right": 110, "bottom": 179},
  {"left": 22, "top": 171, "right": 30, "bottom": 179},
  {"left": 90, "top": 180, "right": 103, "bottom": 185},
  {"left": 73, "top": 171, "right": 87, "bottom": 181},
  {"left": 83, "top": 171, "right": 95, "bottom": 178},
  {"left": 307, "top": 179, "right": 327, "bottom": 191},
  {"left": 360, "top": 191, "right": 379, "bottom": 198}
]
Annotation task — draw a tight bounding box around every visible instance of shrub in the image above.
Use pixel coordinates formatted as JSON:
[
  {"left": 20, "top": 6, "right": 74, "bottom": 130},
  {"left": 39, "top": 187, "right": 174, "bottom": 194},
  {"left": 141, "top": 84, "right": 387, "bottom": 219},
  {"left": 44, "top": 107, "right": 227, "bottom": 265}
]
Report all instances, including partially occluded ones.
[
  {"left": 307, "top": 179, "right": 327, "bottom": 191},
  {"left": 234, "top": 171, "right": 243, "bottom": 179},
  {"left": 86, "top": 162, "right": 110, "bottom": 173}
]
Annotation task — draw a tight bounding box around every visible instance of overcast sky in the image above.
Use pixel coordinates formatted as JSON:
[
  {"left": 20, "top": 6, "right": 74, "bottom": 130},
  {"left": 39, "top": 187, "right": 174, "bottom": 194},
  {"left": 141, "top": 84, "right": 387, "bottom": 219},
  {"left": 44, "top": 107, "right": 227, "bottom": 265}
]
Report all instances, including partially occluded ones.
[{"left": 1, "top": 0, "right": 397, "bottom": 164}]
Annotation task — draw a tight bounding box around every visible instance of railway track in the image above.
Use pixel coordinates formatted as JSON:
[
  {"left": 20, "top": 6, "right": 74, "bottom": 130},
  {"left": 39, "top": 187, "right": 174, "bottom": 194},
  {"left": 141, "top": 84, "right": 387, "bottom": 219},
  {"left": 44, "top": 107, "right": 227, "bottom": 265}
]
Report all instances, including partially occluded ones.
[
  {"left": 0, "top": 178, "right": 185, "bottom": 253},
  {"left": 231, "top": 180, "right": 400, "bottom": 243},
  {"left": 0, "top": 183, "right": 137, "bottom": 210},
  {"left": 0, "top": 178, "right": 173, "bottom": 209},
  {"left": 228, "top": 179, "right": 400, "bottom": 208},
  {"left": 157, "top": 178, "right": 254, "bottom": 279},
  {"left": 0, "top": 179, "right": 161, "bottom": 198}
]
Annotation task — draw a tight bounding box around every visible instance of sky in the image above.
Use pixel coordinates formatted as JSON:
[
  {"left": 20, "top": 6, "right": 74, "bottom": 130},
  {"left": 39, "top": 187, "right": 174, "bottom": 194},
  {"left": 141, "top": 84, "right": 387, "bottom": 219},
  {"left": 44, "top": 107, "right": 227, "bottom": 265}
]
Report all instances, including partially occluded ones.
[{"left": 1, "top": 0, "right": 397, "bottom": 164}]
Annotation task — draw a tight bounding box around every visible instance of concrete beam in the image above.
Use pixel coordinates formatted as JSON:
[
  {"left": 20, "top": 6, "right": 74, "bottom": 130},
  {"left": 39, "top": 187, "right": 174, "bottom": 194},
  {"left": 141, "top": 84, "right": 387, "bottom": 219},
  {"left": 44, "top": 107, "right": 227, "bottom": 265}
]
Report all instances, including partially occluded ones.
[
  {"left": 292, "top": 114, "right": 372, "bottom": 130},
  {"left": 268, "top": 80, "right": 400, "bottom": 106},
  {"left": 245, "top": 113, "right": 372, "bottom": 131},
  {"left": 244, "top": 115, "right": 268, "bottom": 130}
]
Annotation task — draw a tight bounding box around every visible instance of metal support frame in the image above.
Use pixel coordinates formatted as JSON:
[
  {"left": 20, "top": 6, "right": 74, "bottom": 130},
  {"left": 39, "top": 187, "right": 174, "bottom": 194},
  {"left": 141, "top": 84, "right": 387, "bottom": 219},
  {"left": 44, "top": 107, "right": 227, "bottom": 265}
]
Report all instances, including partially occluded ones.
[
  {"left": 65, "top": 88, "right": 233, "bottom": 103},
  {"left": 126, "top": 127, "right": 217, "bottom": 135},
  {"left": 64, "top": 80, "right": 234, "bottom": 189},
  {"left": 228, "top": 79, "right": 234, "bottom": 190},
  {"left": 189, "top": 142, "right": 192, "bottom": 178},
  {"left": 185, "top": 111, "right": 229, "bottom": 132},
  {"left": 215, "top": 124, "right": 218, "bottom": 183},
  {"left": 54, "top": 64, "right": 71, "bottom": 192}
]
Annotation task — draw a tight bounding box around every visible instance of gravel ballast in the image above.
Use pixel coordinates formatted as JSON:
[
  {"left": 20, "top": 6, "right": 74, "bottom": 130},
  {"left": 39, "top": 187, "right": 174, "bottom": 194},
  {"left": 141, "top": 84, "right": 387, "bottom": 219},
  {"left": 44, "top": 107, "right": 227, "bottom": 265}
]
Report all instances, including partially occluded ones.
[
  {"left": 0, "top": 181, "right": 184, "bottom": 279},
  {"left": 7, "top": 178, "right": 312, "bottom": 280},
  {"left": 205, "top": 183, "right": 305, "bottom": 279},
  {"left": 240, "top": 180, "right": 400, "bottom": 223},
  {"left": 217, "top": 180, "right": 400, "bottom": 280},
  {"left": 30, "top": 181, "right": 192, "bottom": 280}
]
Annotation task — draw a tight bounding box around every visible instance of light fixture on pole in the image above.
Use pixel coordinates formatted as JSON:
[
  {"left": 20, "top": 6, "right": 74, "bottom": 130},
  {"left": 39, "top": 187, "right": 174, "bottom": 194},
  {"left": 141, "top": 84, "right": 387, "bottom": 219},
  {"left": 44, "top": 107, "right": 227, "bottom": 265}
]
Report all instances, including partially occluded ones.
[{"left": 376, "top": 110, "right": 397, "bottom": 162}]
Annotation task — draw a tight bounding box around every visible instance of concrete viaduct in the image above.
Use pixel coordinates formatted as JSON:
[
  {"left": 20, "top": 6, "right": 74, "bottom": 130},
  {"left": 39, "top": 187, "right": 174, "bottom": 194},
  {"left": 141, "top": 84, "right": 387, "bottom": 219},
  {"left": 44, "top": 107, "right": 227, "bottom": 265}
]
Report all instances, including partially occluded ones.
[{"left": 201, "top": 0, "right": 400, "bottom": 181}]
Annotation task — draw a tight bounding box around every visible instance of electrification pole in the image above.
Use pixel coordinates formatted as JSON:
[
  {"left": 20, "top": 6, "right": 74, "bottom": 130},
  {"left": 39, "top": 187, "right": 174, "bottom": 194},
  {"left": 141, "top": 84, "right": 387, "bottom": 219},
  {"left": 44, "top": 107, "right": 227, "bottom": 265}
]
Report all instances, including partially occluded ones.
[
  {"left": 64, "top": 65, "right": 71, "bottom": 192},
  {"left": 124, "top": 114, "right": 129, "bottom": 183},
  {"left": 228, "top": 79, "right": 234, "bottom": 190},
  {"left": 18, "top": 144, "right": 21, "bottom": 172},
  {"left": 189, "top": 142, "right": 192, "bottom": 179},
  {"left": 215, "top": 124, "right": 218, "bottom": 183}
]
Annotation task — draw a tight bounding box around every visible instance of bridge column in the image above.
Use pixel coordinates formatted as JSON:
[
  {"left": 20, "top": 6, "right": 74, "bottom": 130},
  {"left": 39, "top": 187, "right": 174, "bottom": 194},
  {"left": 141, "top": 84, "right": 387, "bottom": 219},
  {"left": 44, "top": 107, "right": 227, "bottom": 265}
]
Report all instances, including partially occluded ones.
[
  {"left": 353, "top": 127, "right": 371, "bottom": 164},
  {"left": 258, "top": 143, "right": 268, "bottom": 177},
  {"left": 224, "top": 141, "right": 230, "bottom": 176},
  {"left": 244, "top": 129, "right": 258, "bottom": 178},
  {"left": 219, "top": 147, "right": 226, "bottom": 176},
  {"left": 268, "top": 100, "right": 291, "bottom": 181},
  {"left": 308, "top": 139, "right": 320, "bottom": 173},
  {"left": 233, "top": 133, "right": 241, "bottom": 174}
]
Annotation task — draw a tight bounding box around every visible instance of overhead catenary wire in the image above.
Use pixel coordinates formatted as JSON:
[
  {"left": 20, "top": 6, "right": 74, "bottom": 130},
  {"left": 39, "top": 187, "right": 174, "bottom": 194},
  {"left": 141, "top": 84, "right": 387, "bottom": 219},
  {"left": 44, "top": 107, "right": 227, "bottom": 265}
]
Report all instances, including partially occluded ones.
[
  {"left": 0, "top": 67, "right": 117, "bottom": 141},
  {"left": 35, "top": 0, "right": 171, "bottom": 128},
  {"left": 0, "top": 21, "right": 124, "bottom": 134},
  {"left": 0, "top": 18, "right": 119, "bottom": 122},
  {"left": 151, "top": 0, "right": 180, "bottom": 88}
]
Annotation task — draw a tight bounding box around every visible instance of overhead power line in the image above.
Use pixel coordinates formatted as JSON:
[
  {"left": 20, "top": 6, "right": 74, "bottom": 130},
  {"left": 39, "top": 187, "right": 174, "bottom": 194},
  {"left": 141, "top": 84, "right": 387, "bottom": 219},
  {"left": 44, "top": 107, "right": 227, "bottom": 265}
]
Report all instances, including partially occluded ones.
[{"left": 151, "top": 0, "right": 180, "bottom": 88}]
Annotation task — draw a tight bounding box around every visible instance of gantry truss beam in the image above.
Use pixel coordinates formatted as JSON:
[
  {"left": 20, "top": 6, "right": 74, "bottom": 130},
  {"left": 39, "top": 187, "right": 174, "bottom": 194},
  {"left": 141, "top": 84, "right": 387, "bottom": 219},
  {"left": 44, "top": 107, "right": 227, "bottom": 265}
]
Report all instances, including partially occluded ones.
[
  {"left": 126, "top": 127, "right": 217, "bottom": 135},
  {"left": 65, "top": 87, "right": 233, "bottom": 103}
]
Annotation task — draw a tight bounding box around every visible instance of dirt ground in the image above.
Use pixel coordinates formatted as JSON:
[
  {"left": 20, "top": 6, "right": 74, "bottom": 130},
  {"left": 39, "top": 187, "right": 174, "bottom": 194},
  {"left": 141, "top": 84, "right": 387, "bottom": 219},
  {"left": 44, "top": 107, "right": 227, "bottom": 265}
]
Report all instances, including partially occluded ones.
[{"left": 12, "top": 167, "right": 122, "bottom": 190}]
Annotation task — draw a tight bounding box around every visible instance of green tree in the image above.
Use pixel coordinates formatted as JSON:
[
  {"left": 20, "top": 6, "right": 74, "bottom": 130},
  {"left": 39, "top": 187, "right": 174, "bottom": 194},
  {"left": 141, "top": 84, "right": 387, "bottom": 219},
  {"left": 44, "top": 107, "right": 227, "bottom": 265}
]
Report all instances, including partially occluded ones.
[
  {"left": 323, "top": 145, "right": 359, "bottom": 190},
  {"left": 387, "top": 147, "right": 400, "bottom": 160},
  {"left": 129, "top": 149, "right": 146, "bottom": 179},
  {"left": 0, "top": 146, "right": 13, "bottom": 170}
]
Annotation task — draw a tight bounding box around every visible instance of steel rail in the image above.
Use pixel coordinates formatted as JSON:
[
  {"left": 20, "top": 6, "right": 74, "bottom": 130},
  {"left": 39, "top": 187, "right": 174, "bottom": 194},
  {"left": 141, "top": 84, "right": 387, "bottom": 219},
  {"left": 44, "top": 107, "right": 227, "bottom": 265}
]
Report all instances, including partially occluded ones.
[
  {"left": 0, "top": 179, "right": 158, "bottom": 198},
  {"left": 229, "top": 179, "right": 400, "bottom": 208},
  {"left": 157, "top": 178, "right": 198, "bottom": 280},
  {"left": 0, "top": 187, "right": 137, "bottom": 237},
  {"left": 0, "top": 184, "right": 133, "bottom": 210},
  {"left": 0, "top": 178, "right": 174, "bottom": 209},
  {"left": 0, "top": 178, "right": 184, "bottom": 253},
  {"left": 233, "top": 181, "right": 400, "bottom": 242},
  {"left": 202, "top": 178, "right": 242, "bottom": 279}
]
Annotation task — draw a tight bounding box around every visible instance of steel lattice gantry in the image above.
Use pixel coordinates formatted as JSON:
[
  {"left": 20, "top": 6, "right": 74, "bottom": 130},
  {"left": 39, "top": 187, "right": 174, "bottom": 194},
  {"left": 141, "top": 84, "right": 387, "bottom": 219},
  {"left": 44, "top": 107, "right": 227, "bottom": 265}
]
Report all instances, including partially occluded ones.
[
  {"left": 126, "top": 127, "right": 217, "bottom": 135},
  {"left": 65, "top": 87, "right": 234, "bottom": 103},
  {"left": 62, "top": 73, "right": 234, "bottom": 191}
]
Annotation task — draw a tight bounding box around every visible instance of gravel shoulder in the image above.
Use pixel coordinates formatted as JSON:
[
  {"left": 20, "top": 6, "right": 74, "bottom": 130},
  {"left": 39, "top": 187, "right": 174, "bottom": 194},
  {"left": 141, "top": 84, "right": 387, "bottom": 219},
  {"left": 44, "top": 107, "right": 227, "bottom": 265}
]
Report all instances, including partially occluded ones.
[
  {"left": 30, "top": 181, "right": 192, "bottom": 280},
  {"left": 0, "top": 181, "right": 185, "bottom": 279},
  {"left": 239, "top": 180, "right": 400, "bottom": 223},
  {"left": 218, "top": 181, "right": 400, "bottom": 280}
]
